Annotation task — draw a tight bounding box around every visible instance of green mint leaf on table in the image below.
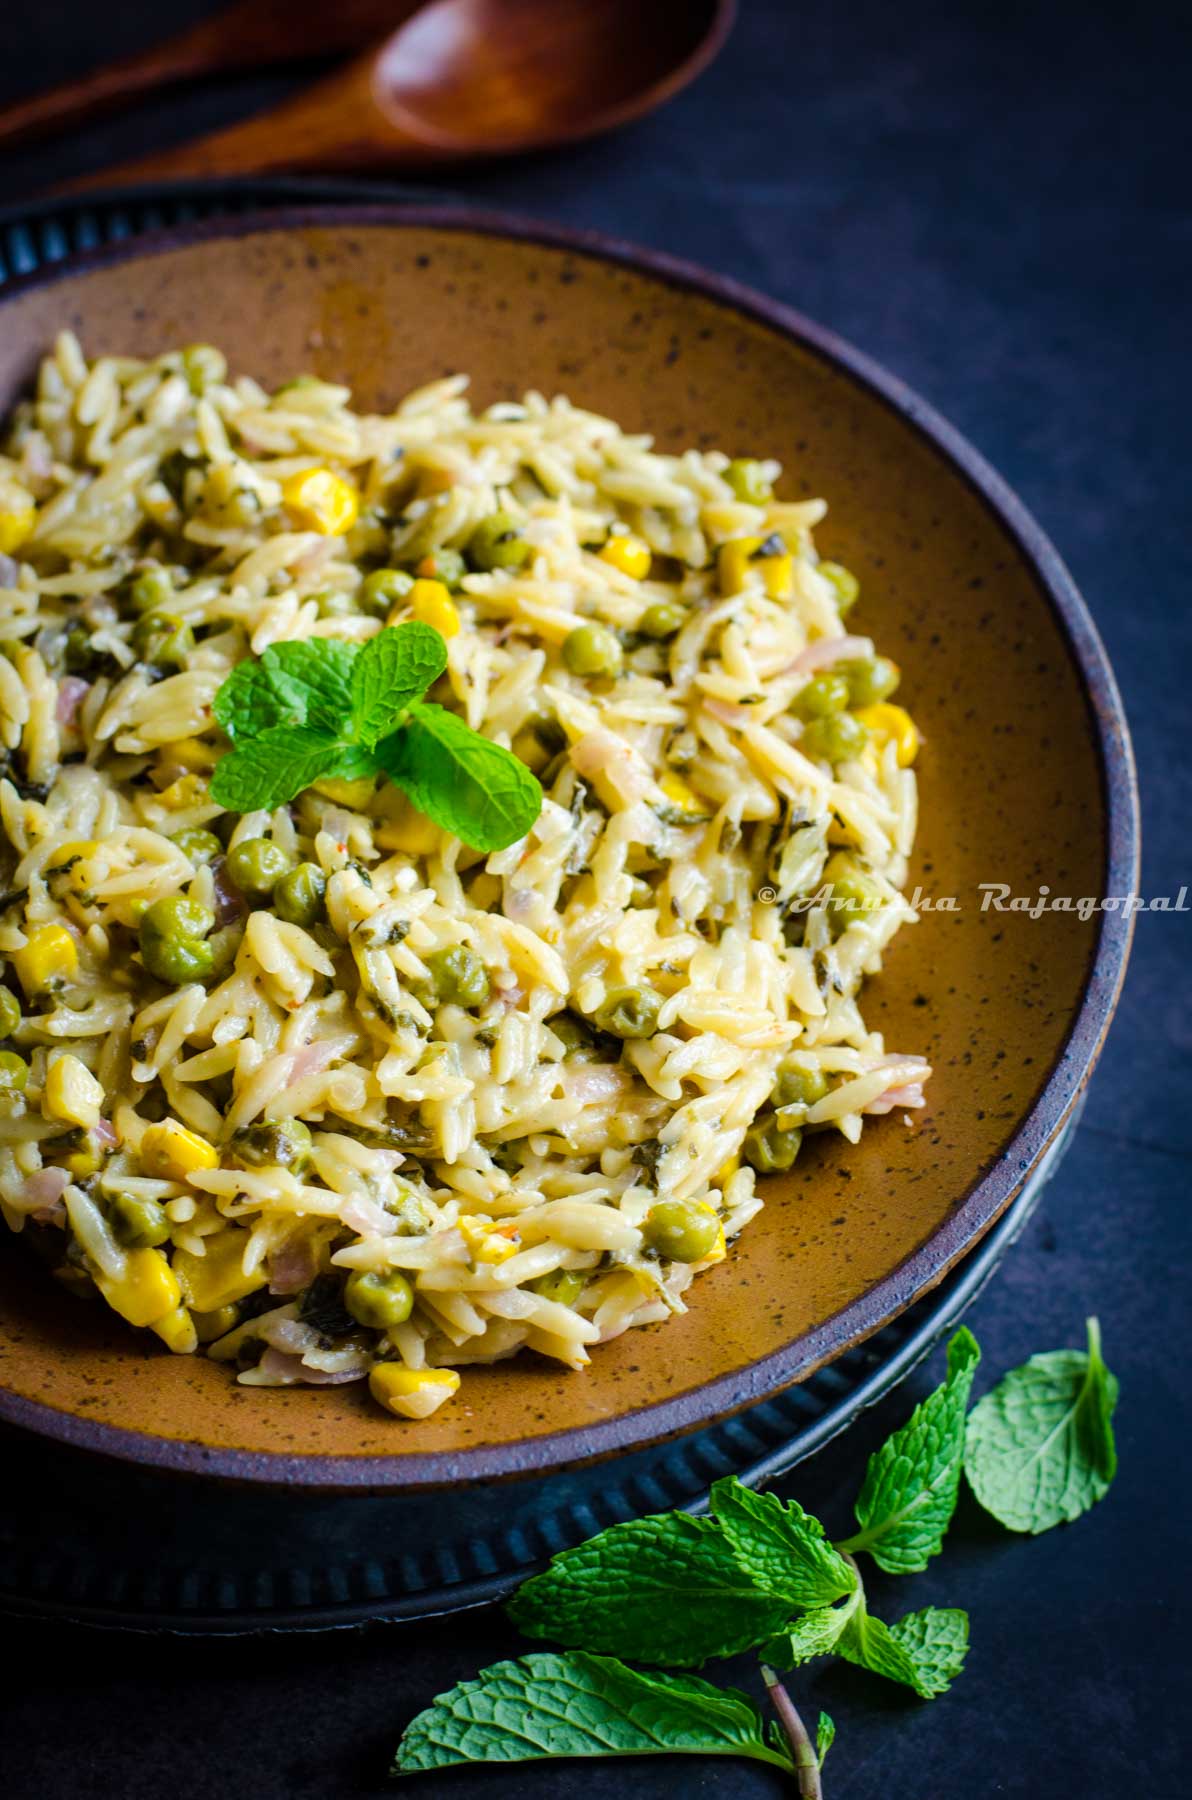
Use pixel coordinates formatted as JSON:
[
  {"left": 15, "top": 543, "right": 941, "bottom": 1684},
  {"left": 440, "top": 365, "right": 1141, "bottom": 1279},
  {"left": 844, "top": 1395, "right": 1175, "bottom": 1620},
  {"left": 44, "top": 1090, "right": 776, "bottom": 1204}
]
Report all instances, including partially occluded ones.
[
  {"left": 506, "top": 1511, "right": 795, "bottom": 1667},
  {"left": 816, "top": 1711, "right": 836, "bottom": 1768},
  {"left": 837, "top": 1601, "right": 967, "bottom": 1699},
  {"left": 760, "top": 1591, "right": 861, "bottom": 1670},
  {"left": 839, "top": 1326, "right": 980, "bottom": 1572},
  {"left": 350, "top": 622, "right": 448, "bottom": 746},
  {"left": 379, "top": 700, "right": 542, "bottom": 854},
  {"left": 964, "top": 1316, "right": 1118, "bottom": 1533},
  {"left": 208, "top": 727, "right": 352, "bottom": 812},
  {"left": 710, "top": 1476, "right": 856, "bottom": 1609},
  {"left": 393, "top": 1652, "right": 795, "bottom": 1775}
]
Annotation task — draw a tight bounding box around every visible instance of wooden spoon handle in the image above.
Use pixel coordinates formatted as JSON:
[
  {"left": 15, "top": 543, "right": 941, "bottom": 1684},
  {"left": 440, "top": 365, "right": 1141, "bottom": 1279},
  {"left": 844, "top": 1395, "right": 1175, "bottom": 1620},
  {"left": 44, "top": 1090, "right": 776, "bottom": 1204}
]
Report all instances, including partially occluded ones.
[
  {"left": 61, "top": 59, "right": 447, "bottom": 190},
  {"left": 0, "top": 0, "right": 421, "bottom": 153}
]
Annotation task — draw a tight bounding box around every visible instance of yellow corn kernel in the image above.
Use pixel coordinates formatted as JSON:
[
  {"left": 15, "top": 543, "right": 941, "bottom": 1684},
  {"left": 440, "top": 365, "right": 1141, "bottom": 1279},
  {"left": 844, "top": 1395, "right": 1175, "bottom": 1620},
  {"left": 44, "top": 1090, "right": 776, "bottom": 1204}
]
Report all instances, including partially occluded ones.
[
  {"left": 856, "top": 703, "right": 920, "bottom": 768},
  {"left": 140, "top": 1118, "right": 219, "bottom": 1181},
  {"left": 173, "top": 1227, "right": 266, "bottom": 1313},
  {"left": 312, "top": 774, "right": 377, "bottom": 810},
  {"left": 44, "top": 1053, "right": 103, "bottom": 1129},
  {"left": 192, "top": 1303, "right": 241, "bottom": 1344},
  {"left": 458, "top": 1214, "right": 520, "bottom": 1264},
  {"left": 12, "top": 923, "right": 78, "bottom": 995},
  {"left": 151, "top": 1305, "right": 198, "bottom": 1354},
  {"left": 600, "top": 533, "right": 651, "bottom": 580},
  {"left": 406, "top": 577, "right": 460, "bottom": 639},
  {"left": 375, "top": 796, "right": 442, "bottom": 855},
  {"left": 700, "top": 1226, "right": 728, "bottom": 1266},
  {"left": 369, "top": 1364, "right": 461, "bottom": 1420},
  {"left": 714, "top": 1153, "right": 740, "bottom": 1189},
  {"left": 45, "top": 840, "right": 99, "bottom": 873},
  {"left": 65, "top": 1133, "right": 106, "bottom": 1179},
  {"left": 167, "top": 737, "right": 218, "bottom": 772},
  {"left": 0, "top": 480, "right": 36, "bottom": 556},
  {"left": 717, "top": 535, "right": 792, "bottom": 599},
  {"left": 280, "top": 467, "right": 359, "bottom": 536},
  {"left": 156, "top": 773, "right": 207, "bottom": 811},
  {"left": 97, "top": 1247, "right": 181, "bottom": 1329},
  {"left": 658, "top": 771, "right": 704, "bottom": 814}
]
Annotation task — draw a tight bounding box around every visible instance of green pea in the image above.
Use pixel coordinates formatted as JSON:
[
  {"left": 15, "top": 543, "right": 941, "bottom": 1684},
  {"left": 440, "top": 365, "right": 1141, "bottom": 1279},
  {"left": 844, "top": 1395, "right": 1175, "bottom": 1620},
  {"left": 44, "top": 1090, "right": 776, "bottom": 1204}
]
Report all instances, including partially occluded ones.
[
  {"left": 467, "top": 511, "right": 530, "bottom": 573},
  {"left": 594, "top": 986, "right": 662, "bottom": 1040},
  {"left": 225, "top": 837, "right": 293, "bottom": 899},
  {"left": 230, "top": 1118, "right": 312, "bottom": 1175},
  {"left": 180, "top": 344, "right": 227, "bottom": 394},
  {"left": 550, "top": 1011, "right": 606, "bottom": 1061},
  {"left": 637, "top": 601, "right": 686, "bottom": 641},
  {"left": 315, "top": 590, "right": 360, "bottom": 619},
  {"left": 344, "top": 1268, "right": 414, "bottom": 1329},
  {"left": 273, "top": 863, "right": 327, "bottom": 927},
  {"left": 742, "top": 1117, "right": 803, "bottom": 1174},
  {"left": 140, "top": 893, "right": 216, "bottom": 985},
  {"left": 131, "top": 611, "right": 193, "bottom": 669},
  {"left": 109, "top": 1192, "right": 171, "bottom": 1249},
  {"left": 63, "top": 624, "right": 96, "bottom": 673},
  {"left": 790, "top": 672, "right": 850, "bottom": 720},
  {"left": 823, "top": 853, "right": 884, "bottom": 936},
  {"left": 642, "top": 1198, "right": 721, "bottom": 1263},
  {"left": 424, "top": 945, "right": 490, "bottom": 1008},
  {"left": 531, "top": 1269, "right": 586, "bottom": 1306},
  {"left": 771, "top": 1059, "right": 830, "bottom": 1111},
  {"left": 170, "top": 827, "right": 222, "bottom": 865},
  {"left": 724, "top": 458, "right": 773, "bottom": 504},
  {"left": 838, "top": 655, "right": 900, "bottom": 708},
  {"left": 416, "top": 547, "right": 466, "bottom": 591},
  {"left": 142, "top": 894, "right": 215, "bottom": 943},
  {"left": 799, "top": 711, "right": 868, "bottom": 765},
  {"left": 562, "top": 622, "right": 623, "bottom": 679},
  {"left": 128, "top": 568, "right": 174, "bottom": 615},
  {"left": 358, "top": 568, "right": 415, "bottom": 617},
  {"left": 818, "top": 561, "right": 860, "bottom": 614},
  {"left": 0, "top": 1049, "right": 28, "bottom": 1092},
  {"left": 0, "top": 986, "right": 20, "bottom": 1038}
]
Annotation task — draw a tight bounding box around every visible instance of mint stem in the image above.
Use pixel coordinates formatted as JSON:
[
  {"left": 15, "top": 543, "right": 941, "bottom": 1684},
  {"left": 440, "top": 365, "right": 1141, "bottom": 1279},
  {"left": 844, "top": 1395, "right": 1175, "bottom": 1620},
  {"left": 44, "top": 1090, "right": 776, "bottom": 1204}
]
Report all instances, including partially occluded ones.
[{"left": 761, "top": 1665, "right": 824, "bottom": 1799}]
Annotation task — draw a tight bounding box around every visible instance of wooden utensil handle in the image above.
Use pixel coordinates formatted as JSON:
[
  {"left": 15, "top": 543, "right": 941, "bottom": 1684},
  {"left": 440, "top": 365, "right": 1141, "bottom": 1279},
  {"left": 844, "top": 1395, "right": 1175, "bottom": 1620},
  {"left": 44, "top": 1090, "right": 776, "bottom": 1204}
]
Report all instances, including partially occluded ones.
[{"left": 0, "top": 0, "right": 421, "bottom": 153}]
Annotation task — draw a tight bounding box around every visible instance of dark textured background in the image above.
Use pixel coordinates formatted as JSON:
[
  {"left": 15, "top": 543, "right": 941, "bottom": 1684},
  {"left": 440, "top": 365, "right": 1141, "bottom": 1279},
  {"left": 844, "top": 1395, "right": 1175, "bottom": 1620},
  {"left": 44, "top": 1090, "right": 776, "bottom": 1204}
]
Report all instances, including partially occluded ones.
[{"left": 0, "top": 1, "right": 1188, "bottom": 1794}]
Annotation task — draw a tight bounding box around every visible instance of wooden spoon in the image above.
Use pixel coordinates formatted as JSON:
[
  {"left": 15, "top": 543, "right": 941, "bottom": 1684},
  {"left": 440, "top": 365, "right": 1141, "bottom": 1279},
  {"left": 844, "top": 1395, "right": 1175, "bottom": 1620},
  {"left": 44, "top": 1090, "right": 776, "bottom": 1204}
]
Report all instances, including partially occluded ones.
[
  {"left": 0, "top": 0, "right": 423, "bottom": 155},
  {"left": 68, "top": 0, "right": 736, "bottom": 187}
]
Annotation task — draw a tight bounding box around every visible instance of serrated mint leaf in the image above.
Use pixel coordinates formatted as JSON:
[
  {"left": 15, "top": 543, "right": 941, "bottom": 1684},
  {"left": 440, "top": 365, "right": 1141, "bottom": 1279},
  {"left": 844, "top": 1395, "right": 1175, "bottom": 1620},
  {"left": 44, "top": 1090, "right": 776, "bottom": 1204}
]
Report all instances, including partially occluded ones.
[
  {"left": 212, "top": 658, "right": 299, "bottom": 742},
  {"left": 507, "top": 1512, "right": 795, "bottom": 1667},
  {"left": 260, "top": 637, "right": 358, "bottom": 736},
  {"left": 964, "top": 1317, "right": 1118, "bottom": 1533},
  {"left": 710, "top": 1477, "right": 856, "bottom": 1609},
  {"left": 841, "top": 1326, "right": 981, "bottom": 1573},
  {"left": 816, "top": 1711, "right": 836, "bottom": 1768},
  {"left": 209, "top": 727, "right": 347, "bottom": 811},
  {"left": 888, "top": 1607, "right": 969, "bottom": 1696},
  {"left": 759, "top": 1590, "right": 860, "bottom": 1671},
  {"left": 393, "top": 1652, "right": 795, "bottom": 1775},
  {"left": 350, "top": 622, "right": 447, "bottom": 747},
  {"left": 378, "top": 701, "right": 541, "bottom": 853}
]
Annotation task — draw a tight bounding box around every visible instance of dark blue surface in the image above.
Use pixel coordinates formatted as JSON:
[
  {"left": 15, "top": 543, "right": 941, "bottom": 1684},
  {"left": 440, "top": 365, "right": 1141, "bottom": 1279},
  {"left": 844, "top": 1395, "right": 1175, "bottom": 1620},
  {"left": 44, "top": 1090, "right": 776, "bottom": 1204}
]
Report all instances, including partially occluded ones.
[{"left": 0, "top": 1, "right": 1188, "bottom": 1794}]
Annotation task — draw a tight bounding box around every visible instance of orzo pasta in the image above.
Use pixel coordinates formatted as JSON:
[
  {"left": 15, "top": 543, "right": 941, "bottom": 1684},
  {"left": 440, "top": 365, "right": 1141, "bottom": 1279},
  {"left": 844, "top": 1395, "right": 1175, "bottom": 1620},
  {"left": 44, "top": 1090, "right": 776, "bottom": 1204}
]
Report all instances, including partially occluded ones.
[{"left": 0, "top": 335, "right": 929, "bottom": 1421}]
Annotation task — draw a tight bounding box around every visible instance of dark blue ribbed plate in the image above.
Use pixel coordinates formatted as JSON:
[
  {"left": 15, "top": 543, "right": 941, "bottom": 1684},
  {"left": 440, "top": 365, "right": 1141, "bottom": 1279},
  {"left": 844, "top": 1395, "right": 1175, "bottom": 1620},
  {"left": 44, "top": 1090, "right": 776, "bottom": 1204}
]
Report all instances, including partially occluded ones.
[{"left": 0, "top": 183, "right": 1069, "bottom": 1631}]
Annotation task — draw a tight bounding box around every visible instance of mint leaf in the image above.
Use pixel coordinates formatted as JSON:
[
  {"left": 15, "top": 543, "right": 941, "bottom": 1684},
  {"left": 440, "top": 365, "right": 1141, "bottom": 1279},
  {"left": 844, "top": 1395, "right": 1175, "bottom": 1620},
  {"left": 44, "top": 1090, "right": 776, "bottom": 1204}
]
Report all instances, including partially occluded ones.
[
  {"left": 209, "top": 726, "right": 348, "bottom": 811},
  {"left": 378, "top": 701, "right": 541, "bottom": 853},
  {"left": 760, "top": 1591, "right": 860, "bottom": 1670},
  {"left": 507, "top": 1513, "right": 795, "bottom": 1667},
  {"left": 841, "top": 1326, "right": 980, "bottom": 1573},
  {"left": 393, "top": 1652, "right": 795, "bottom": 1775},
  {"left": 260, "top": 638, "right": 358, "bottom": 736},
  {"left": 212, "top": 659, "right": 299, "bottom": 743},
  {"left": 710, "top": 1478, "right": 856, "bottom": 1608},
  {"left": 964, "top": 1317, "right": 1118, "bottom": 1533},
  {"left": 887, "top": 1607, "right": 970, "bottom": 1696},
  {"left": 350, "top": 623, "right": 447, "bottom": 747},
  {"left": 816, "top": 1712, "right": 836, "bottom": 1768}
]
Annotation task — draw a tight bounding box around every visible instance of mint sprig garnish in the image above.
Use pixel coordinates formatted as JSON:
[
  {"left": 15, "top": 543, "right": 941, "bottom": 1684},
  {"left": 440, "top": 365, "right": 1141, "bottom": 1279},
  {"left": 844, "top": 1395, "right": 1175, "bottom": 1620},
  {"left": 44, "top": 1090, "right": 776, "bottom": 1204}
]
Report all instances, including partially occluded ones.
[
  {"left": 964, "top": 1316, "right": 1118, "bottom": 1533},
  {"left": 209, "top": 624, "right": 541, "bottom": 852},
  {"left": 394, "top": 1320, "right": 1119, "bottom": 1792}
]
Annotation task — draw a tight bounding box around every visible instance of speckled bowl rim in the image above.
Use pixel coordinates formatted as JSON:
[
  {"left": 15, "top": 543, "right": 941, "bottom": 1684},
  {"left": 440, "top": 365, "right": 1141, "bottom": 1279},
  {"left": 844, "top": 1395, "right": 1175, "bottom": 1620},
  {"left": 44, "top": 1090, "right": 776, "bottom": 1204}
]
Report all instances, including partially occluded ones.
[{"left": 0, "top": 202, "right": 1140, "bottom": 1488}]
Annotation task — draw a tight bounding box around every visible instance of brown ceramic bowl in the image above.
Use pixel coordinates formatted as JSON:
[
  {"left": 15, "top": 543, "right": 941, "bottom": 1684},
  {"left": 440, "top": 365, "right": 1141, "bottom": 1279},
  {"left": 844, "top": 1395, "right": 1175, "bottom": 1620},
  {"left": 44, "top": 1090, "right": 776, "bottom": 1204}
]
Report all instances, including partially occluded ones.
[{"left": 0, "top": 207, "right": 1137, "bottom": 1488}]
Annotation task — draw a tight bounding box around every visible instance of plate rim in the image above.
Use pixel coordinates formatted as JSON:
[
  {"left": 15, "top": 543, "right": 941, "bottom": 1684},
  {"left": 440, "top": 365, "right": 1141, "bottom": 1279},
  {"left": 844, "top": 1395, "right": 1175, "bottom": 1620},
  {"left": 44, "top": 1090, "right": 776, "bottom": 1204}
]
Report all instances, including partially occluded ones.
[{"left": 0, "top": 199, "right": 1141, "bottom": 1488}]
